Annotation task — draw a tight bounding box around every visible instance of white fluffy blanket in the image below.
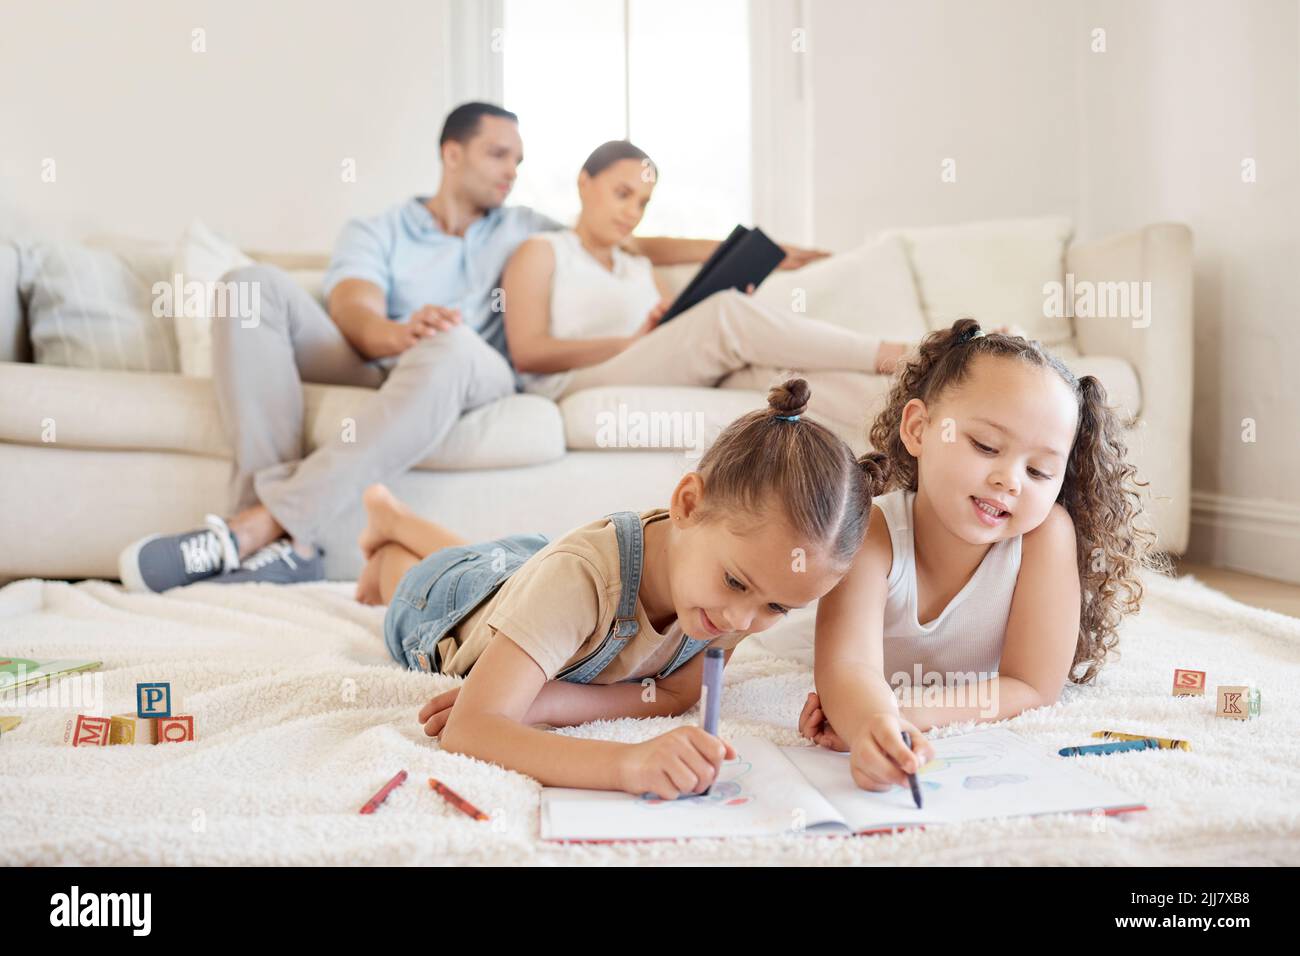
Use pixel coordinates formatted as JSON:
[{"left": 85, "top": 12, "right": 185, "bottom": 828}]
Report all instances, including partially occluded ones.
[{"left": 0, "top": 572, "right": 1296, "bottom": 865}]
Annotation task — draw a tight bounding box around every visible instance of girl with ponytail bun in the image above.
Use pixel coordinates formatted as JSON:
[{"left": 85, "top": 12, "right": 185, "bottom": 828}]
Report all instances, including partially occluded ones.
[
  {"left": 359, "top": 378, "right": 881, "bottom": 800},
  {"left": 799, "top": 318, "right": 1168, "bottom": 794}
]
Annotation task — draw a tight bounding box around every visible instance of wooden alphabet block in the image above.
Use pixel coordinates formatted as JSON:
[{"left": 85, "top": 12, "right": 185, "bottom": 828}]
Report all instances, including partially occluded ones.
[
  {"left": 1216, "top": 685, "right": 1260, "bottom": 720},
  {"left": 1172, "top": 668, "right": 1206, "bottom": 696},
  {"left": 155, "top": 714, "right": 195, "bottom": 743},
  {"left": 109, "top": 713, "right": 157, "bottom": 745},
  {"left": 64, "top": 714, "right": 111, "bottom": 746},
  {"left": 136, "top": 681, "right": 172, "bottom": 718}
]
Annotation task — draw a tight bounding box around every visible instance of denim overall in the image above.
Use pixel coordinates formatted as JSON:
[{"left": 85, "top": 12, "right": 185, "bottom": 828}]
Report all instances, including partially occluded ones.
[{"left": 383, "top": 512, "right": 712, "bottom": 683}]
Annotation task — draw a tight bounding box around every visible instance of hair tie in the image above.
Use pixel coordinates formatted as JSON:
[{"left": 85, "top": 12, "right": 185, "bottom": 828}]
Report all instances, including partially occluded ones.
[
  {"left": 957, "top": 327, "right": 986, "bottom": 345},
  {"left": 774, "top": 414, "right": 801, "bottom": 422}
]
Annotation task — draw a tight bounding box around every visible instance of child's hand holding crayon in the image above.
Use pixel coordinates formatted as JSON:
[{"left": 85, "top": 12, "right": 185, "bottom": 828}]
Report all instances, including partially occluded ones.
[
  {"left": 801, "top": 692, "right": 934, "bottom": 791},
  {"left": 847, "top": 712, "right": 934, "bottom": 792},
  {"left": 618, "top": 726, "right": 736, "bottom": 800}
]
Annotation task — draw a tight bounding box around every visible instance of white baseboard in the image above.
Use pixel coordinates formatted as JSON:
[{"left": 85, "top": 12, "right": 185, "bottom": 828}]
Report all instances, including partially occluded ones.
[{"left": 1187, "top": 490, "right": 1300, "bottom": 585}]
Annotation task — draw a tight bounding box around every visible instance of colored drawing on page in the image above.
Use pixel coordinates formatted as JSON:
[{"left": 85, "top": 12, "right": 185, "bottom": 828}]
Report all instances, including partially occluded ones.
[
  {"left": 963, "top": 773, "right": 1030, "bottom": 790},
  {"left": 917, "top": 753, "right": 986, "bottom": 776},
  {"left": 639, "top": 760, "right": 754, "bottom": 808}
]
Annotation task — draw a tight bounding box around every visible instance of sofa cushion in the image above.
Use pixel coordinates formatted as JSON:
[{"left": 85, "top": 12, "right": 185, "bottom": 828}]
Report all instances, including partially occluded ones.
[
  {"left": 0, "top": 363, "right": 565, "bottom": 470},
  {"left": 557, "top": 350, "right": 1141, "bottom": 456},
  {"left": 559, "top": 386, "right": 769, "bottom": 454},
  {"left": 886, "top": 217, "right": 1076, "bottom": 348},
  {"left": 17, "top": 241, "right": 179, "bottom": 372},
  {"left": 751, "top": 235, "right": 928, "bottom": 342}
]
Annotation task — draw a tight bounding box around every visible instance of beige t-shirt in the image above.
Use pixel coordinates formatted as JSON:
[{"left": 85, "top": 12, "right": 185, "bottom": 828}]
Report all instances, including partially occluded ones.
[{"left": 435, "top": 509, "right": 744, "bottom": 682}]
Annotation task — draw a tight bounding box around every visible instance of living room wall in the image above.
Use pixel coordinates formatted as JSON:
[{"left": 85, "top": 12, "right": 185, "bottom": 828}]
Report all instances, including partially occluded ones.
[
  {"left": 803, "top": 0, "right": 1081, "bottom": 250},
  {"left": 801, "top": 0, "right": 1300, "bottom": 581},
  {"left": 0, "top": 0, "right": 452, "bottom": 251},
  {"left": 1074, "top": 0, "right": 1300, "bottom": 578}
]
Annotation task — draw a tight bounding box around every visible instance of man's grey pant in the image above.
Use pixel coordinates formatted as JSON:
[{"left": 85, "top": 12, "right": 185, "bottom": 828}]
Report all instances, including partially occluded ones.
[{"left": 211, "top": 264, "right": 517, "bottom": 548}]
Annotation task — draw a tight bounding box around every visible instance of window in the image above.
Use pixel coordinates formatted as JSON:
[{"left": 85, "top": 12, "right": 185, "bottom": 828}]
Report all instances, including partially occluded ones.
[{"left": 501, "top": 0, "right": 751, "bottom": 237}]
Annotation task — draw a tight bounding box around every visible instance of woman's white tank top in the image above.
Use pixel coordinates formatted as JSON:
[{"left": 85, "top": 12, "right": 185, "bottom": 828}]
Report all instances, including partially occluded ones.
[
  {"left": 519, "top": 230, "right": 660, "bottom": 399},
  {"left": 875, "top": 488, "right": 1022, "bottom": 684}
]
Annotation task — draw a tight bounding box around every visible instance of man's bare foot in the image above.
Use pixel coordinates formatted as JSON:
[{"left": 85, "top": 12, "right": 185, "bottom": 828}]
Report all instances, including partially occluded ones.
[
  {"left": 358, "top": 484, "right": 407, "bottom": 559},
  {"left": 355, "top": 552, "right": 384, "bottom": 605},
  {"left": 874, "top": 341, "right": 909, "bottom": 375}
]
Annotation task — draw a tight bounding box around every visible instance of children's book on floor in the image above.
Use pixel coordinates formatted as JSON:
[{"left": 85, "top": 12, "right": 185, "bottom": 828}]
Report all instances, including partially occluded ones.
[
  {"left": 541, "top": 728, "right": 1146, "bottom": 842},
  {"left": 0, "top": 657, "right": 101, "bottom": 692}
]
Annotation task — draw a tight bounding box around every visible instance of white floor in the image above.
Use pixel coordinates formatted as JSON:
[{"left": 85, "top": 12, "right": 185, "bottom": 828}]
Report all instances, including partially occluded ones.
[{"left": 0, "top": 571, "right": 1296, "bottom": 864}]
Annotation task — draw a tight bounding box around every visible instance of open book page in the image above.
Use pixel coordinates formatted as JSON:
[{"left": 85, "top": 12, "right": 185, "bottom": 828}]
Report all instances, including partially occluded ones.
[
  {"left": 782, "top": 728, "right": 1146, "bottom": 833},
  {"left": 0, "top": 657, "right": 101, "bottom": 692},
  {"left": 541, "top": 735, "right": 848, "bottom": 841}
]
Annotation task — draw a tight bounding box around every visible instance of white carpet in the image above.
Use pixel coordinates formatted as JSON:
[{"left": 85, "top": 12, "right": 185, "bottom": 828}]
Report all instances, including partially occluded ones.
[{"left": 0, "top": 571, "right": 1297, "bottom": 865}]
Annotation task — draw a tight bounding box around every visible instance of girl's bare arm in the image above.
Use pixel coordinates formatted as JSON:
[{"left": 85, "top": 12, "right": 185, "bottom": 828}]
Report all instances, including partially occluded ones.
[
  {"left": 897, "top": 503, "right": 1081, "bottom": 729},
  {"left": 421, "top": 647, "right": 734, "bottom": 735},
  {"left": 436, "top": 633, "right": 636, "bottom": 790},
  {"left": 813, "top": 506, "right": 899, "bottom": 741}
]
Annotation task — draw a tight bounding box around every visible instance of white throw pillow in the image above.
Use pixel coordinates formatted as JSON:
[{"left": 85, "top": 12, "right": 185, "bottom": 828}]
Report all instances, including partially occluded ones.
[
  {"left": 885, "top": 217, "right": 1076, "bottom": 347},
  {"left": 751, "top": 234, "right": 929, "bottom": 343},
  {"left": 171, "top": 219, "right": 253, "bottom": 377}
]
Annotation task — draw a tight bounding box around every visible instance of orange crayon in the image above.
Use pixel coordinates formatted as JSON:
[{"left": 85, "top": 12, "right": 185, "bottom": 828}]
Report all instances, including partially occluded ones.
[{"left": 428, "top": 777, "right": 489, "bottom": 821}]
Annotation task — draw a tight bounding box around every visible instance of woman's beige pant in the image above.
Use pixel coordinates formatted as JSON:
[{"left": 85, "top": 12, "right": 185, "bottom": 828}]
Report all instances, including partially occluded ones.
[{"left": 554, "top": 289, "right": 887, "bottom": 450}]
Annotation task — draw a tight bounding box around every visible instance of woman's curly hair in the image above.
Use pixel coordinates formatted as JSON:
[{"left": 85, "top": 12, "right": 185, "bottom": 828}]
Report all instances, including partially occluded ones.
[{"left": 867, "top": 318, "right": 1170, "bottom": 683}]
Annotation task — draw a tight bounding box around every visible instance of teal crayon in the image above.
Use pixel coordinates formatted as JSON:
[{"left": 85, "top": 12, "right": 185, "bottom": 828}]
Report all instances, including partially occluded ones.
[{"left": 1059, "top": 738, "right": 1161, "bottom": 757}]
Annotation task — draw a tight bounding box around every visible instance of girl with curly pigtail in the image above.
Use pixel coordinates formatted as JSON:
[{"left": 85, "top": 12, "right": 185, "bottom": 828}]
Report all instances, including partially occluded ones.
[{"left": 797, "top": 318, "right": 1169, "bottom": 792}]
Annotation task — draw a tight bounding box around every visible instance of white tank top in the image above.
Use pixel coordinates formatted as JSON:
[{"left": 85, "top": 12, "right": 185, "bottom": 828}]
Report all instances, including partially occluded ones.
[
  {"left": 876, "top": 488, "right": 1022, "bottom": 683},
  {"left": 519, "top": 230, "right": 661, "bottom": 399}
]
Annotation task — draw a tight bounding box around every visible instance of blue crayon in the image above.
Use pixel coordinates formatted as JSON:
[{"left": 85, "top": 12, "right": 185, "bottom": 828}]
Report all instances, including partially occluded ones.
[{"left": 1059, "top": 737, "right": 1161, "bottom": 757}]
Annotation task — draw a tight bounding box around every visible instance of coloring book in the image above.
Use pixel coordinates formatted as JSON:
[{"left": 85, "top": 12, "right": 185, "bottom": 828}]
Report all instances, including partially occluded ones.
[{"left": 541, "top": 728, "right": 1145, "bottom": 841}]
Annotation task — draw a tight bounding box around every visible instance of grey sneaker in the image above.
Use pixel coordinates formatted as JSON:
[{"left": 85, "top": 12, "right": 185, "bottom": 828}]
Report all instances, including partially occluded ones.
[
  {"left": 217, "top": 539, "right": 325, "bottom": 585},
  {"left": 119, "top": 514, "right": 241, "bottom": 593}
]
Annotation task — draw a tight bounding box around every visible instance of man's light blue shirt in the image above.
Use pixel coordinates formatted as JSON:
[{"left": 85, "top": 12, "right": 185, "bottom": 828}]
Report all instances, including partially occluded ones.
[{"left": 322, "top": 197, "right": 562, "bottom": 358}]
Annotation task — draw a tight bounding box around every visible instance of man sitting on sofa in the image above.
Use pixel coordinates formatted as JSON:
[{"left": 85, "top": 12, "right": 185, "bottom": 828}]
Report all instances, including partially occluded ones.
[{"left": 119, "top": 101, "right": 825, "bottom": 591}]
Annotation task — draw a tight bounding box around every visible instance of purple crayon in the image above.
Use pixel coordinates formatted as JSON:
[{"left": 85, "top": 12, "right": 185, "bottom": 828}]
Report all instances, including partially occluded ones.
[{"left": 699, "top": 648, "right": 725, "bottom": 796}]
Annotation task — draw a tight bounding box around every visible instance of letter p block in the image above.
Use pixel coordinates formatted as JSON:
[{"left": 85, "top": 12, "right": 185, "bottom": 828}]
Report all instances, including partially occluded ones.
[{"left": 136, "top": 681, "right": 173, "bottom": 719}]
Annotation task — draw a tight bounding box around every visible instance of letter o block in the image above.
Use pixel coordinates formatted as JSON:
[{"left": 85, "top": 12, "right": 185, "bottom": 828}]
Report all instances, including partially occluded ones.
[{"left": 156, "top": 715, "right": 195, "bottom": 743}]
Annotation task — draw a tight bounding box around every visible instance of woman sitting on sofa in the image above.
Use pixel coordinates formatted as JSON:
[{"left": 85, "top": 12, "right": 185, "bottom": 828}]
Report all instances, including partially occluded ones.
[{"left": 501, "top": 140, "right": 911, "bottom": 410}]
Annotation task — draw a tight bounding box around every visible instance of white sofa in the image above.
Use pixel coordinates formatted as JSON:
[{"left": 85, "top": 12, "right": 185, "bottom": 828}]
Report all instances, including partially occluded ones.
[{"left": 0, "top": 218, "right": 1193, "bottom": 582}]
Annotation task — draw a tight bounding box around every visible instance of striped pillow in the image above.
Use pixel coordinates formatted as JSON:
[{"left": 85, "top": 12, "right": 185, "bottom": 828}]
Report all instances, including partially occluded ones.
[{"left": 19, "top": 241, "right": 179, "bottom": 372}]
